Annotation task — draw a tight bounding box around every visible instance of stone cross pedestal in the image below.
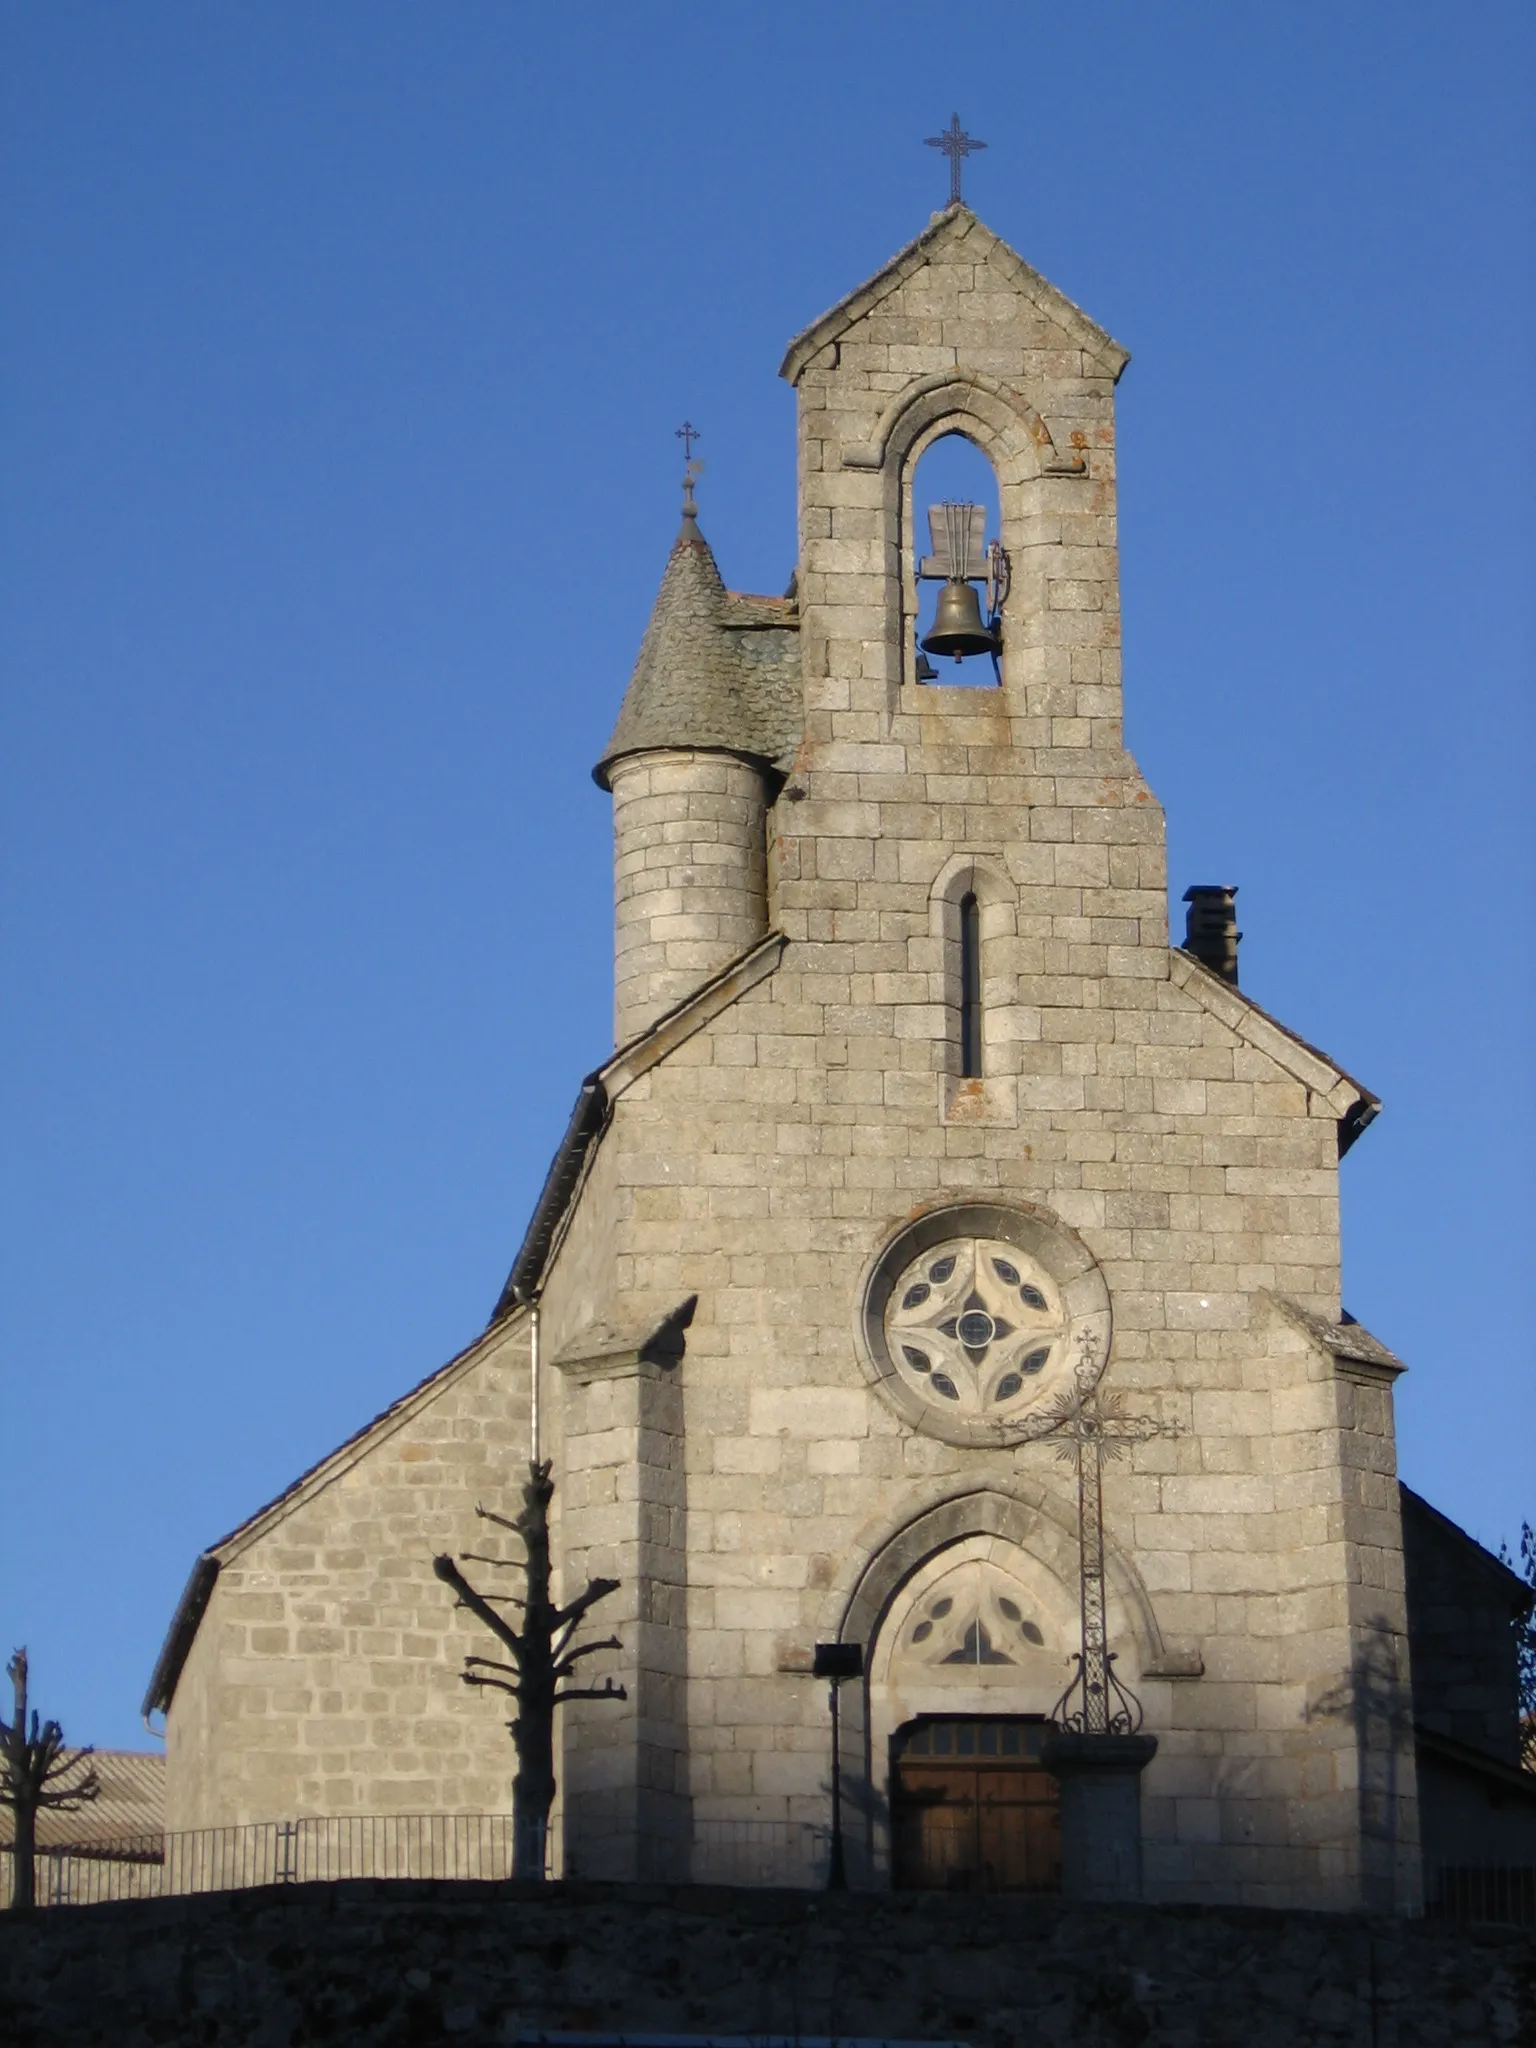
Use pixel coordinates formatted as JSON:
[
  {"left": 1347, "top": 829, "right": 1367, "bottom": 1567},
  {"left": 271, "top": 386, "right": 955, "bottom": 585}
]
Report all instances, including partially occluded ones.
[{"left": 1042, "top": 1730, "right": 1158, "bottom": 1902}]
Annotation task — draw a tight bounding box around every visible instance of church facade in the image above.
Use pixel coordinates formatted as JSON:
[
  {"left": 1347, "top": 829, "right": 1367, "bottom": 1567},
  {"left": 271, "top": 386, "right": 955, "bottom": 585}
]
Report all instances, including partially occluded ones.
[{"left": 148, "top": 205, "right": 1447, "bottom": 1912}]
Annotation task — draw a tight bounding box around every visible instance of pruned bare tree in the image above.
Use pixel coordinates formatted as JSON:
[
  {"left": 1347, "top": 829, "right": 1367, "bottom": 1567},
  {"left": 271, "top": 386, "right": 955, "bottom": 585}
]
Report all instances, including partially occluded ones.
[
  {"left": 433, "top": 1460, "right": 625, "bottom": 1879},
  {"left": 1, "top": 1649, "right": 100, "bottom": 1910}
]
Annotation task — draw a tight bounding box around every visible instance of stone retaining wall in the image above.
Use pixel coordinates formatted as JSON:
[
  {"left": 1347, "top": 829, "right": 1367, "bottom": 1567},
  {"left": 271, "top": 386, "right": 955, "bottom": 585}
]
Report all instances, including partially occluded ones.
[{"left": 2, "top": 1881, "right": 1532, "bottom": 2046}]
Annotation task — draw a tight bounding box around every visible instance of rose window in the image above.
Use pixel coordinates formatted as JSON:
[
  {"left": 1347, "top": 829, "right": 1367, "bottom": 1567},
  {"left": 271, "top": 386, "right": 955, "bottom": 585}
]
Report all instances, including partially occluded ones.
[
  {"left": 884, "top": 1237, "right": 1069, "bottom": 1420},
  {"left": 858, "top": 1201, "right": 1111, "bottom": 1445}
]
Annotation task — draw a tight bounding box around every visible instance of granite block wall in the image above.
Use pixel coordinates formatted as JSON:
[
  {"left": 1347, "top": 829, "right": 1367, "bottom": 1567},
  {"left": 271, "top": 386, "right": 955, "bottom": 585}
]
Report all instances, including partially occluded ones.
[{"left": 2, "top": 1882, "right": 1531, "bottom": 2048}]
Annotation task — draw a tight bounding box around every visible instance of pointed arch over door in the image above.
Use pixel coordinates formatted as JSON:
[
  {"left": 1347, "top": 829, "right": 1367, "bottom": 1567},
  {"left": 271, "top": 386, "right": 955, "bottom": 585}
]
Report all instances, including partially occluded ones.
[
  {"left": 842, "top": 1488, "right": 1164, "bottom": 1697},
  {"left": 819, "top": 1481, "right": 1166, "bottom": 1887}
]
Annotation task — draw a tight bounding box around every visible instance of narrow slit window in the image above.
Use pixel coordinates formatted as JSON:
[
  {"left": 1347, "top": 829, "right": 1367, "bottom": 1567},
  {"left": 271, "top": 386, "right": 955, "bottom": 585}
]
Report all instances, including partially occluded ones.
[{"left": 960, "top": 891, "right": 982, "bottom": 1077}]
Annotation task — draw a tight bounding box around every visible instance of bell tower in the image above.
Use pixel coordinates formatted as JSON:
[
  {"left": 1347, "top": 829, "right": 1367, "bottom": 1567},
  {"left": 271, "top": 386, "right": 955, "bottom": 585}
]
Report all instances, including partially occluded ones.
[{"left": 773, "top": 204, "right": 1170, "bottom": 1123}]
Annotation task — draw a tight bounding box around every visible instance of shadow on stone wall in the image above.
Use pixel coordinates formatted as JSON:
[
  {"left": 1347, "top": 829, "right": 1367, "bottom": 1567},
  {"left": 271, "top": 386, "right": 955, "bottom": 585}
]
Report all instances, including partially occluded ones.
[{"left": 1307, "top": 1613, "right": 1418, "bottom": 1913}]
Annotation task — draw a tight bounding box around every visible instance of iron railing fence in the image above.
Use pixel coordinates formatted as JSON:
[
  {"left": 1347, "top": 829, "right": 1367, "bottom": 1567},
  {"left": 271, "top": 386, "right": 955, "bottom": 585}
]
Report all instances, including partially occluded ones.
[
  {"left": 689, "top": 1817, "right": 827, "bottom": 1890},
  {"left": 3, "top": 1814, "right": 836, "bottom": 1906},
  {"left": 13, "top": 1825, "right": 1531, "bottom": 1919},
  {"left": 1425, "top": 1863, "right": 1536, "bottom": 1930},
  {"left": 3, "top": 1812, "right": 517, "bottom": 1908}
]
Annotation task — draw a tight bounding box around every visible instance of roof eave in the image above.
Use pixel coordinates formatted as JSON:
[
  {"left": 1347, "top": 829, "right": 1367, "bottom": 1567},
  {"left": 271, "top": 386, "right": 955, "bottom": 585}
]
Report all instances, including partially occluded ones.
[
  {"left": 592, "top": 738, "right": 779, "bottom": 793},
  {"left": 142, "top": 1554, "right": 219, "bottom": 1719},
  {"left": 147, "top": 1312, "right": 532, "bottom": 1715},
  {"left": 1169, "top": 948, "right": 1380, "bottom": 1145},
  {"left": 490, "top": 930, "right": 788, "bottom": 1319},
  {"left": 1401, "top": 1483, "right": 1534, "bottom": 1609}
]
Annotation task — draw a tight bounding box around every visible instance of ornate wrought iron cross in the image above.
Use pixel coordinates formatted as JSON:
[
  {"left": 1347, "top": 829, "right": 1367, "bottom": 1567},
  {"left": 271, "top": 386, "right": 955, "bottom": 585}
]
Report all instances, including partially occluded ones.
[
  {"left": 1014, "top": 1338, "right": 1171, "bottom": 1735},
  {"left": 674, "top": 420, "right": 701, "bottom": 462},
  {"left": 925, "top": 115, "right": 986, "bottom": 207}
]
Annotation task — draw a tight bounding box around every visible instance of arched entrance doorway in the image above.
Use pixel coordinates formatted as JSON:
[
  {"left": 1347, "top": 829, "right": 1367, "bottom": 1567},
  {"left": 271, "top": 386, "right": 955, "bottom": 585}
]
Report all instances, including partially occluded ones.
[
  {"left": 876, "top": 1546, "right": 1071, "bottom": 1893},
  {"left": 891, "top": 1716, "right": 1059, "bottom": 1892},
  {"left": 827, "top": 1485, "right": 1163, "bottom": 1889}
]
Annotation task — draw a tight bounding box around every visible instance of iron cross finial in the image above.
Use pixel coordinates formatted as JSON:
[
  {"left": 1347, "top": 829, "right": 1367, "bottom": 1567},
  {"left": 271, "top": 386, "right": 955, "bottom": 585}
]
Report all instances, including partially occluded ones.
[
  {"left": 674, "top": 421, "right": 703, "bottom": 518},
  {"left": 925, "top": 114, "right": 986, "bottom": 207},
  {"left": 675, "top": 422, "right": 703, "bottom": 517}
]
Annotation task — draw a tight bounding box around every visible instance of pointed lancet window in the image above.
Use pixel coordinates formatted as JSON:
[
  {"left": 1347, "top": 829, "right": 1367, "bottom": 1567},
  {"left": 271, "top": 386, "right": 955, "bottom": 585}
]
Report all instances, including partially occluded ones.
[{"left": 960, "top": 891, "right": 982, "bottom": 1077}]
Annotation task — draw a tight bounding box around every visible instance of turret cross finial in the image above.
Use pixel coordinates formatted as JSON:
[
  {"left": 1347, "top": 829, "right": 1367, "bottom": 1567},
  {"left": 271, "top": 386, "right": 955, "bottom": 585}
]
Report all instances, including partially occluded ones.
[
  {"left": 675, "top": 421, "right": 702, "bottom": 518},
  {"left": 925, "top": 114, "right": 986, "bottom": 207}
]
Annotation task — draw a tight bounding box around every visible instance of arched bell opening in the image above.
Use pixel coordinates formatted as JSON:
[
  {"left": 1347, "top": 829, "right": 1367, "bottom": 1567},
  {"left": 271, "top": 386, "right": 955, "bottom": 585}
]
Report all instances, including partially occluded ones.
[{"left": 906, "top": 431, "right": 1006, "bottom": 689}]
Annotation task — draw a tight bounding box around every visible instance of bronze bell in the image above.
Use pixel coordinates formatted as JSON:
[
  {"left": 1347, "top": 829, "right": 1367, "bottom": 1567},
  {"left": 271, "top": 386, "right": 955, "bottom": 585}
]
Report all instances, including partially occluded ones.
[{"left": 921, "top": 578, "right": 998, "bottom": 662}]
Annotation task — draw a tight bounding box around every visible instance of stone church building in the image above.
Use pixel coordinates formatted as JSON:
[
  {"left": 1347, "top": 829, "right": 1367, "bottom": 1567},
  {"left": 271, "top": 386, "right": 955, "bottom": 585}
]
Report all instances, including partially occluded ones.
[{"left": 145, "top": 204, "right": 1533, "bottom": 1912}]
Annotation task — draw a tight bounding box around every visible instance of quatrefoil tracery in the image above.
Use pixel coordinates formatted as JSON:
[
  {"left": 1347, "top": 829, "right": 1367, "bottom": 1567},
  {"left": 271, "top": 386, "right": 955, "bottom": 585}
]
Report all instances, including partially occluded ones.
[{"left": 884, "top": 1237, "right": 1069, "bottom": 1419}]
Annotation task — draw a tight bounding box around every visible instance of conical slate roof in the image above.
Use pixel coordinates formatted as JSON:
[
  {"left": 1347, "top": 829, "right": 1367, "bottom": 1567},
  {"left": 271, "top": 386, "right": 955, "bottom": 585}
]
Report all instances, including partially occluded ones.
[{"left": 593, "top": 511, "right": 802, "bottom": 790}]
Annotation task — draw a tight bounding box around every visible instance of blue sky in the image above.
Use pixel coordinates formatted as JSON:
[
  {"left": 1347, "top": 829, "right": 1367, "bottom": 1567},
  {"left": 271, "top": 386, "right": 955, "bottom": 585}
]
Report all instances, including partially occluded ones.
[{"left": 2, "top": 4, "right": 1531, "bottom": 1750}]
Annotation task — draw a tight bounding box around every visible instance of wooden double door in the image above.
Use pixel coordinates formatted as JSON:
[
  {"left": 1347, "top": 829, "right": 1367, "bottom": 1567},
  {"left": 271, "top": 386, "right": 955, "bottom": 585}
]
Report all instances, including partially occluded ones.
[{"left": 891, "top": 1718, "right": 1060, "bottom": 1893}]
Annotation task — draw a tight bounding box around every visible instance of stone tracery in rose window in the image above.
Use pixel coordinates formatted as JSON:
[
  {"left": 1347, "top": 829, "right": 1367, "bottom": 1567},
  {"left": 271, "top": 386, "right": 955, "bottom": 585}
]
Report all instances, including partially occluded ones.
[{"left": 884, "top": 1237, "right": 1070, "bottom": 1420}]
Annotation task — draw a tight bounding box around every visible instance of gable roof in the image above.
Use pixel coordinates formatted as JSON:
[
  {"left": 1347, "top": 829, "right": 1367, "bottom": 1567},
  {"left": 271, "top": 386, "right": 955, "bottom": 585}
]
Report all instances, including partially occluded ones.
[
  {"left": 1401, "top": 1483, "right": 1533, "bottom": 1611},
  {"left": 491, "top": 929, "right": 786, "bottom": 1322},
  {"left": 779, "top": 205, "right": 1130, "bottom": 387},
  {"left": 593, "top": 511, "right": 802, "bottom": 789},
  {"left": 148, "top": 924, "right": 793, "bottom": 1721},
  {"left": 142, "top": 1310, "right": 528, "bottom": 1718},
  {"left": 1169, "top": 948, "right": 1380, "bottom": 1152}
]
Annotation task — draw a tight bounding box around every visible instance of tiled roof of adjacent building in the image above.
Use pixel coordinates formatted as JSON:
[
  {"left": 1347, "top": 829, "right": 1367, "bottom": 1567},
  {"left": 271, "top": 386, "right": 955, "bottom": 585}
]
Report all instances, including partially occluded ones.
[
  {"left": 0, "top": 1749, "right": 164, "bottom": 1849},
  {"left": 593, "top": 512, "right": 801, "bottom": 789}
]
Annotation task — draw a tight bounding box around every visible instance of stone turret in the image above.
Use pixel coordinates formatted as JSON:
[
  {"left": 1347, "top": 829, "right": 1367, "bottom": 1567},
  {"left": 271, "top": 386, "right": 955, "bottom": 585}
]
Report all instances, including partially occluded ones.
[{"left": 595, "top": 505, "right": 800, "bottom": 1046}]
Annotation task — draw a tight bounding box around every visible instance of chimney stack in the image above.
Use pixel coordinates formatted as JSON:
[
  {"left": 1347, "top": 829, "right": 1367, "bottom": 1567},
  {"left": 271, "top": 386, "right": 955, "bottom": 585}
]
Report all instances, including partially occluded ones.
[{"left": 1182, "top": 885, "right": 1241, "bottom": 985}]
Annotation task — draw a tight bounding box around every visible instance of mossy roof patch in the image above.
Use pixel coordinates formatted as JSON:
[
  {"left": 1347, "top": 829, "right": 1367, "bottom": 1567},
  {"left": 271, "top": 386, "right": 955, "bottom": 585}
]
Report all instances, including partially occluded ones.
[{"left": 594, "top": 513, "right": 801, "bottom": 789}]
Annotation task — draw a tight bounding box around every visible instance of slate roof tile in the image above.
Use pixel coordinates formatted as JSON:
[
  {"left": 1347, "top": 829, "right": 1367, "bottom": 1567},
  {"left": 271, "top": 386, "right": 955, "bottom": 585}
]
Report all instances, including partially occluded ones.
[{"left": 594, "top": 514, "right": 802, "bottom": 788}]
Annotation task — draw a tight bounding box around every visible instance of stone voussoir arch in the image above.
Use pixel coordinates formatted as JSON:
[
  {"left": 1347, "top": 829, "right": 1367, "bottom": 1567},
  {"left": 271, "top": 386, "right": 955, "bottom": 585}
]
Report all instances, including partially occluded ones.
[
  {"left": 842, "top": 368, "right": 1074, "bottom": 482},
  {"left": 814, "top": 1477, "right": 1168, "bottom": 1675},
  {"left": 928, "top": 850, "right": 1016, "bottom": 939}
]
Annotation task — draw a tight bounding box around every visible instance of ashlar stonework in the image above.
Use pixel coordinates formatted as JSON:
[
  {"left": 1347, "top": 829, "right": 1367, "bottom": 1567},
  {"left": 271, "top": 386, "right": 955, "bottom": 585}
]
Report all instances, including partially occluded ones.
[{"left": 148, "top": 204, "right": 1511, "bottom": 1912}]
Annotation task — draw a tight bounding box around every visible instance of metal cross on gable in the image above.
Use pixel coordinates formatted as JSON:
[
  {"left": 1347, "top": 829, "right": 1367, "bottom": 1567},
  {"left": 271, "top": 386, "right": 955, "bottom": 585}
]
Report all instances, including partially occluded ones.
[
  {"left": 1013, "top": 1336, "right": 1173, "bottom": 1735},
  {"left": 925, "top": 114, "right": 986, "bottom": 207}
]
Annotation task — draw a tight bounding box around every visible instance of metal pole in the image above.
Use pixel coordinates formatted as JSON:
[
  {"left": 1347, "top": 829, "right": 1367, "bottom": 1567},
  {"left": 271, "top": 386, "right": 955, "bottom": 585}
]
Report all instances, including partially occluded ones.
[
  {"left": 1079, "top": 1422, "right": 1108, "bottom": 1734},
  {"left": 530, "top": 1301, "right": 541, "bottom": 1465},
  {"left": 827, "top": 1678, "right": 846, "bottom": 1890}
]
